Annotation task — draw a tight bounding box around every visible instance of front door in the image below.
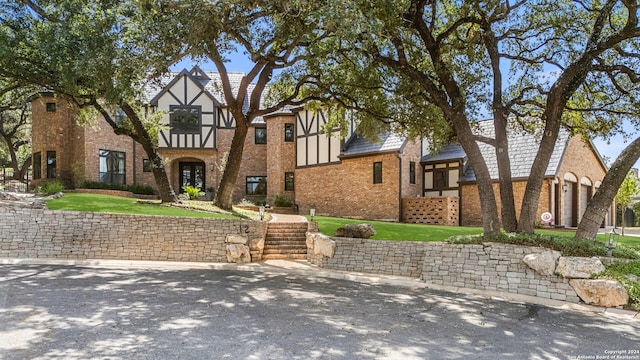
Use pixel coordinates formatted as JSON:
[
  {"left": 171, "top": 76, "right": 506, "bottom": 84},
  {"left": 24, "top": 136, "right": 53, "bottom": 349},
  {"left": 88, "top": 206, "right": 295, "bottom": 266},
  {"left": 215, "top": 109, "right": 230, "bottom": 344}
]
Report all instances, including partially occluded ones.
[{"left": 179, "top": 162, "right": 205, "bottom": 192}]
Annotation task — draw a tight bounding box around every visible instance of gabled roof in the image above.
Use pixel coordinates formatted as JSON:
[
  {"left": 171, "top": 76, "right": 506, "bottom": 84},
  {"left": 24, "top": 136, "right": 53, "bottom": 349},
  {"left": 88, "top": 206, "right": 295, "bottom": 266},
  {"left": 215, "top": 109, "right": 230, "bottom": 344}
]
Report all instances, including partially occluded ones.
[
  {"left": 340, "top": 132, "right": 406, "bottom": 159},
  {"left": 421, "top": 120, "right": 574, "bottom": 181},
  {"left": 142, "top": 67, "right": 267, "bottom": 123}
]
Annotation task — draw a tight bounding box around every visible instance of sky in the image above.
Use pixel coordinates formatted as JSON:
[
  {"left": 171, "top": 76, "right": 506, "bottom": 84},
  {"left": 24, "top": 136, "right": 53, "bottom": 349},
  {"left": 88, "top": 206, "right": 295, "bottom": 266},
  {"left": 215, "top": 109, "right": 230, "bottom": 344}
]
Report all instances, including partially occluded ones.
[{"left": 171, "top": 56, "right": 638, "bottom": 169}]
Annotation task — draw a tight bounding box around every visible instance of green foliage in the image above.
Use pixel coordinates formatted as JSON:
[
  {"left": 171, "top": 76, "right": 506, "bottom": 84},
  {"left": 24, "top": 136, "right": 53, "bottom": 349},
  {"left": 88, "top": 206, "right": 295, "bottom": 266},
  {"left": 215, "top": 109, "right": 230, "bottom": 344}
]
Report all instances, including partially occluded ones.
[
  {"left": 450, "top": 232, "right": 640, "bottom": 259},
  {"left": 615, "top": 171, "right": 639, "bottom": 209},
  {"left": 273, "top": 195, "right": 293, "bottom": 208},
  {"left": 38, "top": 180, "right": 65, "bottom": 196},
  {"left": 81, "top": 181, "right": 156, "bottom": 195},
  {"left": 599, "top": 261, "right": 640, "bottom": 311},
  {"left": 181, "top": 185, "right": 202, "bottom": 200}
]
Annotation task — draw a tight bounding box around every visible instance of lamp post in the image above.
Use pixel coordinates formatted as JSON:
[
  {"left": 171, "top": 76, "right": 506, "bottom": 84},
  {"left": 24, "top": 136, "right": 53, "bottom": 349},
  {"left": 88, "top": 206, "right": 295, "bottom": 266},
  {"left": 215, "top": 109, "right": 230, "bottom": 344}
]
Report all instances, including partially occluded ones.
[
  {"left": 310, "top": 205, "right": 316, "bottom": 222},
  {"left": 259, "top": 205, "right": 265, "bottom": 221},
  {"left": 606, "top": 228, "right": 618, "bottom": 257}
]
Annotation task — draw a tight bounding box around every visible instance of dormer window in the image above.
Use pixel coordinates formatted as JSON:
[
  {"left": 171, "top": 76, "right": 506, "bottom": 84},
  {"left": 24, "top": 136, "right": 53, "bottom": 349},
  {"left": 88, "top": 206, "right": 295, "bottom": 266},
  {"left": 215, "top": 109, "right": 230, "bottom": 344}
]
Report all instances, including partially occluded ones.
[{"left": 170, "top": 105, "right": 201, "bottom": 134}]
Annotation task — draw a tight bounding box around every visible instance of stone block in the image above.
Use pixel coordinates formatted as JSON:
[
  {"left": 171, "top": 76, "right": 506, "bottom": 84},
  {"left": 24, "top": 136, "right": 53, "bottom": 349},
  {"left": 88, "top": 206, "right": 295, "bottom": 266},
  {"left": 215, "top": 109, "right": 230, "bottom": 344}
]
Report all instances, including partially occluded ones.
[
  {"left": 556, "top": 257, "right": 605, "bottom": 279},
  {"left": 225, "top": 235, "right": 248, "bottom": 244},
  {"left": 226, "top": 244, "right": 251, "bottom": 263},
  {"left": 569, "top": 279, "right": 628, "bottom": 307},
  {"left": 522, "top": 250, "right": 561, "bottom": 276}
]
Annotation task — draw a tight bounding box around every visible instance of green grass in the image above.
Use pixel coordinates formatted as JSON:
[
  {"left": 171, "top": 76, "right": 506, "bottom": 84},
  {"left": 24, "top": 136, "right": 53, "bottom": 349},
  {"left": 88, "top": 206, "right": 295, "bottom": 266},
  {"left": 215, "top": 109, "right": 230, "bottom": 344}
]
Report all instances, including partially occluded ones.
[
  {"left": 308, "top": 215, "right": 483, "bottom": 241},
  {"left": 309, "top": 215, "right": 640, "bottom": 250},
  {"left": 47, "top": 193, "right": 239, "bottom": 219}
]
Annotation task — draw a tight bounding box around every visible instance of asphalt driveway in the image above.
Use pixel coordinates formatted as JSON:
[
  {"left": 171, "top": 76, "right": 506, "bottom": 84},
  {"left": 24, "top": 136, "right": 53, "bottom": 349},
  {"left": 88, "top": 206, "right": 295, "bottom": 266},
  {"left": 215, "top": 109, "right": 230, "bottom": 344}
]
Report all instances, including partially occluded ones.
[{"left": 0, "top": 262, "right": 638, "bottom": 360}]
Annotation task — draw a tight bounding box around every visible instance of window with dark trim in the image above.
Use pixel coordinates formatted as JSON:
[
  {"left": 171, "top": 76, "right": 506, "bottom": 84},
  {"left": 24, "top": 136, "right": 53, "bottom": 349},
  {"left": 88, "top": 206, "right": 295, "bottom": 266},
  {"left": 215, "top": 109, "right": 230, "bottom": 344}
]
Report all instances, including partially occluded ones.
[
  {"left": 46, "top": 151, "right": 56, "bottom": 178},
  {"left": 33, "top": 152, "right": 41, "bottom": 179},
  {"left": 284, "top": 123, "right": 294, "bottom": 142},
  {"left": 170, "top": 105, "right": 201, "bottom": 134},
  {"left": 409, "top": 161, "right": 416, "bottom": 184},
  {"left": 434, "top": 168, "right": 447, "bottom": 189},
  {"left": 99, "top": 150, "right": 126, "bottom": 185},
  {"left": 246, "top": 176, "right": 267, "bottom": 195},
  {"left": 142, "top": 159, "right": 152, "bottom": 172},
  {"left": 373, "top": 162, "right": 382, "bottom": 184},
  {"left": 46, "top": 102, "right": 56, "bottom": 112},
  {"left": 255, "top": 127, "right": 267, "bottom": 144},
  {"left": 284, "top": 172, "right": 294, "bottom": 191}
]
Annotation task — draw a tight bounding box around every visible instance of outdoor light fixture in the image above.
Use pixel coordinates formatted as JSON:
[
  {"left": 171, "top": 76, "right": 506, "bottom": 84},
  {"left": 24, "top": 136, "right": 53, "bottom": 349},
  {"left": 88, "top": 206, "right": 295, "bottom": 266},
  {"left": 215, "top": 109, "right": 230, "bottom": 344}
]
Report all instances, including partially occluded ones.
[
  {"left": 606, "top": 228, "right": 618, "bottom": 256},
  {"left": 259, "top": 205, "right": 265, "bottom": 221},
  {"left": 562, "top": 183, "right": 568, "bottom": 193},
  {"left": 310, "top": 206, "right": 316, "bottom": 221}
]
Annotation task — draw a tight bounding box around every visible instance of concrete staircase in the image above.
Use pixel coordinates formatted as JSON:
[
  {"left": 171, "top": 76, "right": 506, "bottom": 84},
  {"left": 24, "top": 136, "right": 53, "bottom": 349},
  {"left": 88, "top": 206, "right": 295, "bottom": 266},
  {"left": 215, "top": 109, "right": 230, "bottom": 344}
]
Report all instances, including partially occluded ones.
[{"left": 263, "top": 222, "right": 308, "bottom": 260}]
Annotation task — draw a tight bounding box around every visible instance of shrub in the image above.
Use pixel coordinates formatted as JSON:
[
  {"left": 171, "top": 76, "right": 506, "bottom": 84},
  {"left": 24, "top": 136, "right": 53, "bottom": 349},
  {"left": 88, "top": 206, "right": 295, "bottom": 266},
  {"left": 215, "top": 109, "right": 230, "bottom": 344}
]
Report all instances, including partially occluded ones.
[
  {"left": 449, "top": 232, "right": 639, "bottom": 259},
  {"left": 125, "top": 184, "right": 156, "bottom": 195},
  {"left": 80, "top": 180, "right": 156, "bottom": 195},
  {"left": 274, "top": 195, "right": 293, "bottom": 207},
  {"left": 599, "top": 261, "right": 640, "bottom": 311},
  {"left": 237, "top": 198, "right": 255, "bottom": 206},
  {"left": 38, "top": 180, "right": 65, "bottom": 196},
  {"left": 181, "top": 185, "right": 203, "bottom": 200}
]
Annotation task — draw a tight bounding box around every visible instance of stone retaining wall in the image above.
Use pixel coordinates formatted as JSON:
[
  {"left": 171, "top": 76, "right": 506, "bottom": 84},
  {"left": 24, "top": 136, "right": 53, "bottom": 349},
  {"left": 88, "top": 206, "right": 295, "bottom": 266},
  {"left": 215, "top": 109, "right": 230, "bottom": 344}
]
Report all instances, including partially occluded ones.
[
  {"left": 308, "top": 236, "right": 581, "bottom": 303},
  {"left": 0, "top": 206, "right": 267, "bottom": 262}
]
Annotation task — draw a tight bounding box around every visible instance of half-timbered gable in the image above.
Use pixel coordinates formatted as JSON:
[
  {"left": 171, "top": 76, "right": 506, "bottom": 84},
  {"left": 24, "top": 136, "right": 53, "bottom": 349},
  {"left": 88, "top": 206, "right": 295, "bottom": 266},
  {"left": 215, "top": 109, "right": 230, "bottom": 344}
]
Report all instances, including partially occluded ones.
[
  {"left": 150, "top": 67, "right": 219, "bottom": 149},
  {"left": 294, "top": 109, "right": 353, "bottom": 167}
]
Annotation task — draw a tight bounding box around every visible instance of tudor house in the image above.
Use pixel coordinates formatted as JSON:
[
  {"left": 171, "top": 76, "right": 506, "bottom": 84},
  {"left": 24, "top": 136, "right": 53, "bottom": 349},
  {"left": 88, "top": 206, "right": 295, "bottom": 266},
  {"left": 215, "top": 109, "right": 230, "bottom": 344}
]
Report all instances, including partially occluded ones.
[
  {"left": 30, "top": 66, "right": 611, "bottom": 225},
  {"left": 31, "top": 66, "right": 423, "bottom": 221}
]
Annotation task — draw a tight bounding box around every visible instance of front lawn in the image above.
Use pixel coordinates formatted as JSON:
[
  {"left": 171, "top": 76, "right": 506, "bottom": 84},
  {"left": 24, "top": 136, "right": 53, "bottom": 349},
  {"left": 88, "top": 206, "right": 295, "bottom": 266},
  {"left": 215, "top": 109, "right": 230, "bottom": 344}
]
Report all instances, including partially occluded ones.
[
  {"left": 308, "top": 215, "right": 483, "bottom": 242},
  {"left": 309, "top": 215, "right": 640, "bottom": 251},
  {"left": 47, "top": 193, "right": 240, "bottom": 219}
]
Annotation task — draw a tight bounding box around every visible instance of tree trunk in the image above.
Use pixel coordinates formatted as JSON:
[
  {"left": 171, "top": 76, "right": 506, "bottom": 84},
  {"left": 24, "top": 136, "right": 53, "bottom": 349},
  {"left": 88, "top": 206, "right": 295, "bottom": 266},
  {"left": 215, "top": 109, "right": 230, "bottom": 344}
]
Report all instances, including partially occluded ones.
[
  {"left": 574, "top": 136, "right": 640, "bottom": 240},
  {"left": 453, "top": 116, "right": 501, "bottom": 236},
  {"left": 516, "top": 118, "right": 560, "bottom": 234},
  {"left": 494, "top": 114, "right": 517, "bottom": 232},
  {"left": 214, "top": 119, "right": 250, "bottom": 210},
  {"left": 120, "top": 103, "right": 177, "bottom": 203}
]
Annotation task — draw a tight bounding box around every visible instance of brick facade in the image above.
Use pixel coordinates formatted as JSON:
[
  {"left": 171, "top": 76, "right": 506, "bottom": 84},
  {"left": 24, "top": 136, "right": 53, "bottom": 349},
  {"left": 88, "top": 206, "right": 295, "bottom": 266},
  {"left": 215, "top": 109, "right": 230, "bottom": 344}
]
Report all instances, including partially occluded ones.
[
  {"left": 265, "top": 114, "right": 296, "bottom": 204},
  {"left": 402, "top": 197, "right": 459, "bottom": 225}
]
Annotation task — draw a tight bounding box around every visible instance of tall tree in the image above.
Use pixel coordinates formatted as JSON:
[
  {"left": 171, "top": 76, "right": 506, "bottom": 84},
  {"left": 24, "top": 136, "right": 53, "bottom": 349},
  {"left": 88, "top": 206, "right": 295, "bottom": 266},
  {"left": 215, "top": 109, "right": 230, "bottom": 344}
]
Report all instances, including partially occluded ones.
[
  {"left": 575, "top": 141, "right": 640, "bottom": 240},
  {"left": 0, "top": 0, "right": 178, "bottom": 201},
  {"left": 139, "top": 0, "right": 327, "bottom": 210},
  {"left": 291, "top": 0, "right": 640, "bottom": 236},
  {"left": 0, "top": 82, "right": 33, "bottom": 180}
]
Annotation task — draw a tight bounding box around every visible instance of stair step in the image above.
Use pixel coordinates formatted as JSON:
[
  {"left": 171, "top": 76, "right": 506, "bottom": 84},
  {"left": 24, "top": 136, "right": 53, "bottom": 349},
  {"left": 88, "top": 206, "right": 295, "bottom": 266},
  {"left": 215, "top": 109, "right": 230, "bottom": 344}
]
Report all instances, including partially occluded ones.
[
  {"left": 266, "top": 236, "right": 306, "bottom": 242},
  {"left": 262, "top": 254, "right": 307, "bottom": 260},
  {"left": 263, "top": 249, "right": 308, "bottom": 255},
  {"left": 265, "top": 241, "right": 306, "bottom": 246}
]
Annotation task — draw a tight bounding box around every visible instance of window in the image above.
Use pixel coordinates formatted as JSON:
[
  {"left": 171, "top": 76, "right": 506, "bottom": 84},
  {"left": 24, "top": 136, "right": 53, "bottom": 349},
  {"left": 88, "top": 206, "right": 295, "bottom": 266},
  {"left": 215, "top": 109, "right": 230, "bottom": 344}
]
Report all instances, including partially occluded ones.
[
  {"left": 246, "top": 176, "right": 267, "bottom": 195},
  {"left": 143, "top": 159, "right": 152, "bottom": 172},
  {"left": 255, "top": 127, "right": 267, "bottom": 144},
  {"left": 46, "top": 102, "right": 56, "bottom": 112},
  {"left": 284, "top": 123, "right": 294, "bottom": 142},
  {"left": 99, "top": 150, "right": 126, "bottom": 185},
  {"left": 409, "top": 162, "right": 416, "bottom": 184},
  {"left": 46, "top": 151, "right": 56, "bottom": 178},
  {"left": 373, "top": 162, "right": 382, "bottom": 184},
  {"left": 284, "top": 172, "right": 294, "bottom": 191},
  {"left": 434, "top": 168, "right": 447, "bottom": 189},
  {"left": 33, "top": 152, "right": 41, "bottom": 179},
  {"left": 170, "top": 105, "right": 201, "bottom": 134}
]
